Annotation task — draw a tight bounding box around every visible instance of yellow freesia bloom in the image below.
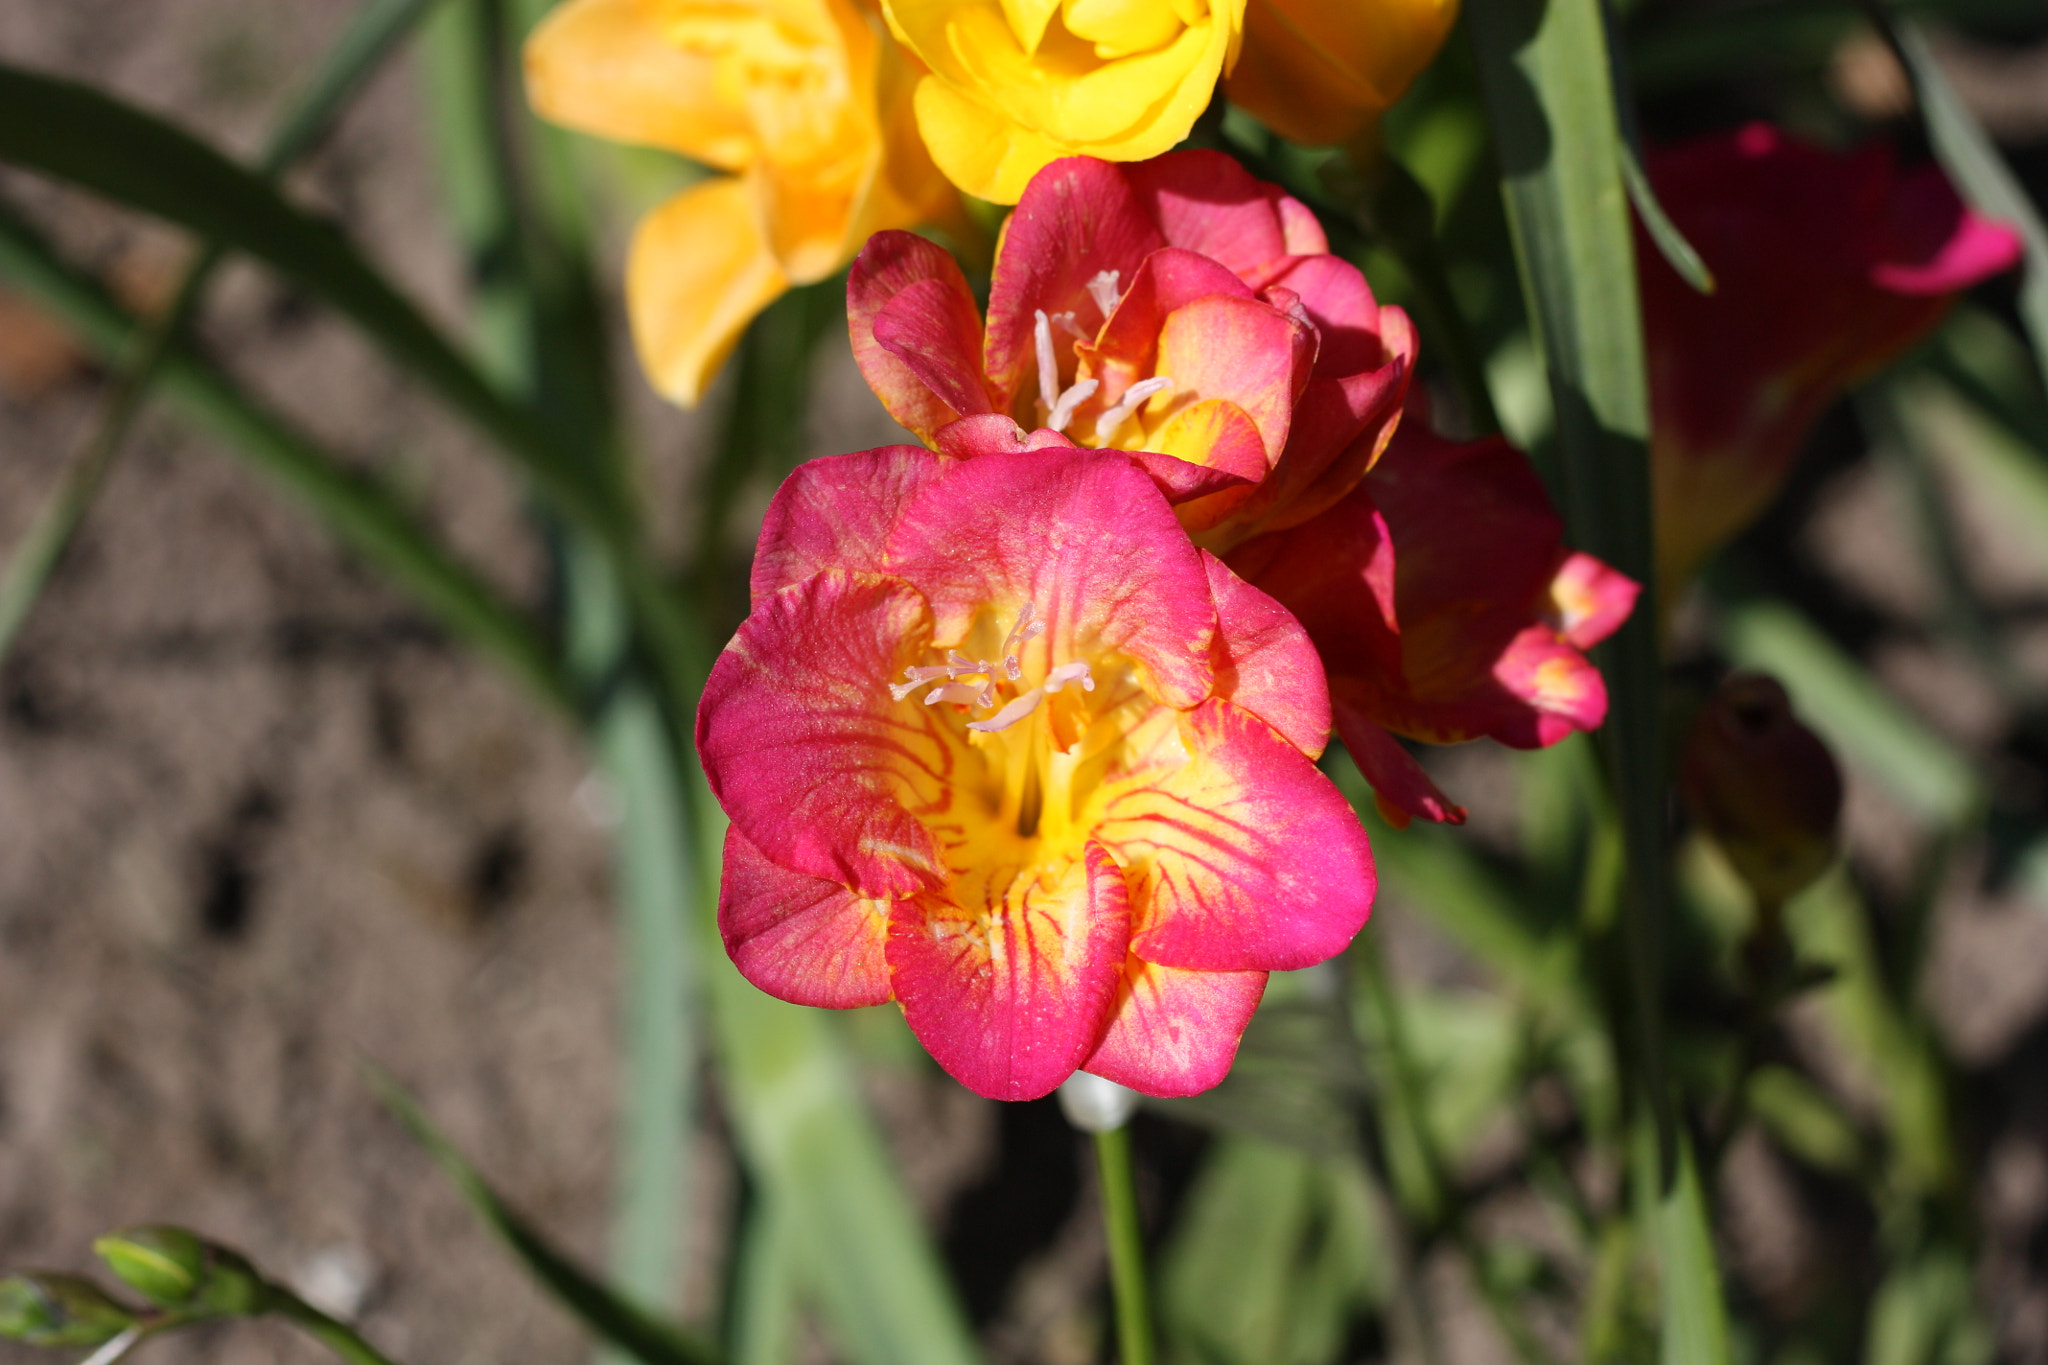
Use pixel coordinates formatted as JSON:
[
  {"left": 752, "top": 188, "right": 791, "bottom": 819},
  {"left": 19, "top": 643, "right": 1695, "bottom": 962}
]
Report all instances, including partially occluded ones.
[
  {"left": 882, "top": 0, "right": 1247, "bottom": 204},
  {"left": 525, "top": 0, "right": 958, "bottom": 405},
  {"left": 1224, "top": 0, "right": 1459, "bottom": 149}
]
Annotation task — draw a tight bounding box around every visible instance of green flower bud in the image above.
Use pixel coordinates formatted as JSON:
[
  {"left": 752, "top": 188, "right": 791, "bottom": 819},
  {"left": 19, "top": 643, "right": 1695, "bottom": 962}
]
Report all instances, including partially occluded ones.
[
  {"left": 94, "top": 1227, "right": 268, "bottom": 1316},
  {"left": 1680, "top": 673, "right": 1843, "bottom": 908},
  {"left": 0, "top": 1273, "right": 136, "bottom": 1347}
]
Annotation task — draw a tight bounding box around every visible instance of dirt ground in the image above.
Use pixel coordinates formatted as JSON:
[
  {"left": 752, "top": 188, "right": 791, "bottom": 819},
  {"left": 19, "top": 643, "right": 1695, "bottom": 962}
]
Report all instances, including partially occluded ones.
[{"left": 5, "top": 3, "right": 2048, "bottom": 1364}]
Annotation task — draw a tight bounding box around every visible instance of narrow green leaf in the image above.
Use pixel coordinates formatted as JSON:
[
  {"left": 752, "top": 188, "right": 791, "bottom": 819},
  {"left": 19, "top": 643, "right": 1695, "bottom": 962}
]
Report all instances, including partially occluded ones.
[
  {"left": 0, "top": 62, "right": 628, "bottom": 546},
  {"left": 1876, "top": 12, "right": 2048, "bottom": 398},
  {"left": 0, "top": 0, "right": 446, "bottom": 663},
  {"left": 367, "top": 1067, "right": 719, "bottom": 1365},
  {"left": 0, "top": 205, "right": 574, "bottom": 714},
  {"left": 1635, "top": 1126, "right": 1730, "bottom": 1365},
  {"left": 1617, "top": 141, "right": 1713, "bottom": 295},
  {"left": 1716, "top": 599, "right": 1984, "bottom": 828}
]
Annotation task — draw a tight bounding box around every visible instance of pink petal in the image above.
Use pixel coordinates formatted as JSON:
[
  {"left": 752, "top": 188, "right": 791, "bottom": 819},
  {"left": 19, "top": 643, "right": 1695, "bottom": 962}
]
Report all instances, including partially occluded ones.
[
  {"left": 1106, "top": 698, "right": 1375, "bottom": 972},
  {"left": 873, "top": 276, "right": 998, "bottom": 426},
  {"left": 1873, "top": 164, "right": 2024, "bottom": 295},
  {"left": 1335, "top": 708, "right": 1468, "bottom": 827},
  {"left": 697, "top": 569, "right": 954, "bottom": 898},
  {"left": 1550, "top": 551, "right": 1639, "bottom": 650},
  {"left": 932, "top": 413, "right": 1078, "bottom": 460},
  {"left": 850, "top": 231, "right": 987, "bottom": 441},
  {"left": 1152, "top": 293, "right": 1316, "bottom": 466},
  {"left": 1123, "top": 149, "right": 1302, "bottom": 285},
  {"left": 886, "top": 840, "right": 1131, "bottom": 1101},
  {"left": 719, "top": 825, "right": 891, "bottom": 1008},
  {"left": 1122, "top": 447, "right": 1258, "bottom": 506},
  {"left": 1084, "top": 958, "right": 1269, "bottom": 1097},
  {"left": 882, "top": 448, "right": 1218, "bottom": 708},
  {"left": 984, "top": 158, "right": 1166, "bottom": 406},
  {"left": 1148, "top": 398, "right": 1276, "bottom": 531},
  {"left": 1201, "top": 550, "right": 1330, "bottom": 758},
  {"left": 749, "top": 445, "right": 946, "bottom": 602},
  {"left": 1491, "top": 625, "right": 1611, "bottom": 747},
  {"left": 1258, "top": 253, "right": 1385, "bottom": 377}
]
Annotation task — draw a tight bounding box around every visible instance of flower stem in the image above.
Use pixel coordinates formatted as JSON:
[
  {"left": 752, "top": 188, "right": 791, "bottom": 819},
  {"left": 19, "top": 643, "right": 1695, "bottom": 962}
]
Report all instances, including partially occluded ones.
[
  {"left": 1094, "top": 1126, "right": 1153, "bottom": 1365},
  {"left": 271, "top": 1292, "right": 405, "bottom": 1365}
]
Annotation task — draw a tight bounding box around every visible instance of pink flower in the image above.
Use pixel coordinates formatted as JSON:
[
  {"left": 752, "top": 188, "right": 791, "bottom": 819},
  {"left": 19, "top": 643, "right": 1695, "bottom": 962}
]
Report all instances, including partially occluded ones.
[
  {"left": 1643, "top": 123, "right": 2024, "bottom": 591},
  {"left": 1229, "top": 419, "right": 1638, "bottom": 826},
  {"left": 848, "top": 150, "right": 1416, "bottom": 550},
  {"left": 697, "top": 442, "right": 1375, "bottom": 1100}
]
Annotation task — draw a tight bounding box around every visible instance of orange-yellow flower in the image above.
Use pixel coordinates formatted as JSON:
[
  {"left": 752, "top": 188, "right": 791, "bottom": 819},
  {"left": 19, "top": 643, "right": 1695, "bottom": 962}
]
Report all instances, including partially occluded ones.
[
  {"left": 1225, "top": 0, "right": 1460, "bottom": 148},
  {"left": 881, "top": 0, "right": 1247, "bottom": 203},
  {"left": 524, "top": 0, "right": 959, "bottom": 404}
]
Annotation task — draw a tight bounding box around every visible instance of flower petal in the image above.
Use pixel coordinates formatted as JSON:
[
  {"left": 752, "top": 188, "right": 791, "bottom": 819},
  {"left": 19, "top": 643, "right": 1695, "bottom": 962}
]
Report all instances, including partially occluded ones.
[
  {"left": 1202, "top": 551, "right": 1330, "bottom": 758},
  {"left": 1106, "top": 698, "right": 1374, "bottom": 972},
  {"left": 887, "top": 840, "right": 1131, "bottom": 1099},
  {"left": 1148, "top": 398, "right": 1273, "bottom": 531},
  {"left": 719, "top": 825, "right": 891, "bottom": 1008},
  {"left": 909, "top": 69, "right": 1075, "bottom": 204},
  {"left": 626, "top": 177, "right": 789, "bottom": 406},
  {"left": 869, "top": 268, "right": 997, "bottom": 438},
  {"left": 1334, "top": 708, "right": 1467, "bottom": 827},
  {"left": 750, "top": 445, "right": 948, "bottom": 602},
  {"left": 882, "top": 448, "right": 1217, "bottom": 707},
  {"left": 523, "top": 0, "right": 752, "bottom": 169},
  {"left": 1550, "top": 551, "right": 1638, "bottom": 651},
  {"left": 1084, "top": 957, "right": 1268, "bottom": 1096},
  {"left": 850, "top": 230, "right": 991, "bottom": 439},
  {"left": 697, "top": 569, "right": 956, "bottom": 897},
  {"left": 1121, "top": 148, "right": 1303, "bottom": 283}
]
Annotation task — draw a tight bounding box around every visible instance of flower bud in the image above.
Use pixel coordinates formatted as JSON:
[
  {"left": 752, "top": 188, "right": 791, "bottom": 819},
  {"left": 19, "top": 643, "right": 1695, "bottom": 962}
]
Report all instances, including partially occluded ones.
[
  {"left": 1680, "top": 673, "right": 1843, "bottom": 907},
  {"left": 0, "top": 1273, "right": 136, "bottom": 1347},
  {"left": 1226, "top": 0, "right": 1461, "bottom": 149},
  {"left": 94, "top": 1227, "right": 267, "bottom": 1317}
]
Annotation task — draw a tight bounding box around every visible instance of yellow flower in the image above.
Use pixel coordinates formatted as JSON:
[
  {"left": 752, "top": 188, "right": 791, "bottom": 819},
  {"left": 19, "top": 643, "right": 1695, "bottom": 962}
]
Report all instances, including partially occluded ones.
[
  {"left": 524, "top": 0, "right": 958, "bottom": 405},
  {"left": 882, "top": 0, "right": 1247, "bottom": 204},
  {"left": 1224, "top": 0, "right": 1459, "bottom": 149}
]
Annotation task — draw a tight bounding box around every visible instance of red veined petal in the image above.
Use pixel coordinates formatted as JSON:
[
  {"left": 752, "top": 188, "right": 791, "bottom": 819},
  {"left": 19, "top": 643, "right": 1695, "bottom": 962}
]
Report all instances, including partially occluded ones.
[
  {"left": 1084, "top": 957, "right": 1269, "bottom": 1097},
  {"left": 719, "top": 825, "right": 891, "bottom": 1008}
]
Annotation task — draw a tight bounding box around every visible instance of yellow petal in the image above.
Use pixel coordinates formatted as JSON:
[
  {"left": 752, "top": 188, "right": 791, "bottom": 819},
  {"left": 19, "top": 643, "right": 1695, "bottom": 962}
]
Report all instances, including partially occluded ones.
[
  {"left": 523, "top": 0, "right": 753, "bottom": 169},
  {"left": 1226, "top": 0, "right": 1458, "bottom": 147},
  {"left": 626, "top": 178, "right": 790, "bottom": 406},
  {"left": 1001, "top": 0, "right": 1064, "bottom": 52},
  {"left": 911, "top": 75, "right": 1075, "bottom": 204},
  {"left": 1062, "top": 0, "right": 1185, "bottom": 59}
]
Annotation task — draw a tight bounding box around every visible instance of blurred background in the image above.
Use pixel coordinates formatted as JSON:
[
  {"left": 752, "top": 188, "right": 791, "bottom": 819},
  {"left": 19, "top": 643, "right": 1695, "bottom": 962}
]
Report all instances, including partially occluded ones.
[{"left": 2, "top": 1, "right": 2048, "bottom": 1363}]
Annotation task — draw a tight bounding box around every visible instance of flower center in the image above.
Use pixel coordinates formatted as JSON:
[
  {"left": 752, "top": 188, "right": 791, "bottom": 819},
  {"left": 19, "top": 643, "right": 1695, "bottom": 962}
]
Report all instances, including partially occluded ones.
[
  {"left": 887, "top": 602, "right": 1095, "bottom": 733},
  {"left": 1032, "top": 273, "right": 1176, "bottom": 442}
]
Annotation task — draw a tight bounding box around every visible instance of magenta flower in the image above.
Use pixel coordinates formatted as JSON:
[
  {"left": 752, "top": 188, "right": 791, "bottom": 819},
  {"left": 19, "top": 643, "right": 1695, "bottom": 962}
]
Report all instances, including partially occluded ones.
[
  {"left": 697, "top": 441, "right": 1375, "bottom": 1100},
  {"left": 1230, "top": 418, "right": 1639, "bottom": 826},
  {"left": 1643, "top": 123, "right": 2024, "bottom": 591},
  {"left": 848, "top": 149, "right": 1416, "bottom": 549}
]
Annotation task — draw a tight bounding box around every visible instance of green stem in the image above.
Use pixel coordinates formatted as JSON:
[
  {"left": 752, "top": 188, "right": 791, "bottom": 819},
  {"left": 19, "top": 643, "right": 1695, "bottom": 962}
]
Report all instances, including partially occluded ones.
[
  {"left": 1094, "top": 1127, "right": 1153, "bottom": 1365},
  {"left": 271, "top": 1292, "right": 406, "bottom": 1365}
]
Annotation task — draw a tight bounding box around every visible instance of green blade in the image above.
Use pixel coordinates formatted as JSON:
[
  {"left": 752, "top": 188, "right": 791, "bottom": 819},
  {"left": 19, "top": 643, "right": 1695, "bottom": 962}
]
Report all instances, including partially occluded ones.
[
  {"left": 0, "top": 203, "right": 573, "bottom": 715},
  {"left": 0, "top": 62, "right": 627, "bottom": 546},
  {"left": 367, "top": 1067, "right": 719, "bottom": 1365}
]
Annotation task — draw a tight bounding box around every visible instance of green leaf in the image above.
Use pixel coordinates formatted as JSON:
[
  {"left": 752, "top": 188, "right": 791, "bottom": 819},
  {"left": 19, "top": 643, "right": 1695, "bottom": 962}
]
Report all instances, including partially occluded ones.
[
  {"left": 0, "top": 204, "right": 574, "bottom": 714},
  {"left": 367, "top": 1066, "right": 720, "bottom": 1365},
  {"left": 1159, "top": 1137, "right": 1382, "bottom": 1365},
  {"left": 1617, "top": 140, "right": 1713, "bottom": 295},
  {"left": 1877, "top": 13, "right": 2048, "bottom": 399},
  {"left": 1634, "top": 1127, "right": 1730, "bottom": 1365},
  {"left": 0, "top": 62, "right": 627, "bottom": 546}
]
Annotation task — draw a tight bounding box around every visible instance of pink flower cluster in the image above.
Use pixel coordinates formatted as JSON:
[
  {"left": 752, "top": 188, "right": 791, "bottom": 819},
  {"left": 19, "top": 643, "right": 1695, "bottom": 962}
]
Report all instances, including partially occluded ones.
[{"left": 694, "top": 132, "right": 2016, "bottom": 1102}]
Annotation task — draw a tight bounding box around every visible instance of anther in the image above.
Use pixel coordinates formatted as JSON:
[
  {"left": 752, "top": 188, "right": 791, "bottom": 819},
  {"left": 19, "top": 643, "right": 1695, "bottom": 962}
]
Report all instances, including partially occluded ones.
[
  {"left": 1093, "top": 376, "right": 1174, "bottom": 443},
  {"left": 1043, "top": 661, "right": 1095, "bottom": 694},
  {"left": 1051, "top": 310, "right": 1090, "bottom": 342},
  {"left": 1034, "top": 310, "right": 1061, "bottom": 416},
  {"left": 1047, "top": 378, "right": 1099, "bottom": 434}
]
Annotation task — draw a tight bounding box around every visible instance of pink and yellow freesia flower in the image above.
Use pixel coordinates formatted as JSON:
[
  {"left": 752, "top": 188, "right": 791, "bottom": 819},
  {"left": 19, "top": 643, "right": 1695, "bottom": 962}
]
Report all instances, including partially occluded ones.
[
  {"left": 524, "top": 0, "right": 959, "bottom": 405},
  {"left": 696, "top": 440, "right": 1375, "bottom": 1100},
  {"left": 1229, "top": 417, "right": 1639, "bottom": 826},
  {"left": 849, "top": 150, "right": 1415, "bottom": 552},
  {"left": 1642, "top": 123, "right": 2023, "bottom": 594}
]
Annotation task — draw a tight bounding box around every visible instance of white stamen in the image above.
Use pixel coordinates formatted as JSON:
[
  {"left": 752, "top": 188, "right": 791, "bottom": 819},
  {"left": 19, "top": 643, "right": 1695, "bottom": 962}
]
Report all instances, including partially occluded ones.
[
  {"left": 1000, "top": 603, "right": 1046, "bottom": 680},
  {"left": 1093, "top": 375, "right": 1175, "bottom": 443},
  {"left": 924, "top": 682, "right": 989, "bottom": 706},
  {"left": 945, "top": 650, "right": 992, "bottom": 677},
  {"left": 968, "top": 687, "right": 1044, "bottom": 733},
  {"left": 1034, "top": 309, "right": 1061, "bottom": 416},
  {"left": 1052, "top": 310, "right": 1090, "bottom": 342},
  {"left": 1086, "top": 270, "right": 1122, "bottom": 319},
  {"left": 1043, "top": 661, "right": 1095, "bottom": 694},
  {"left": 1046, "top": 378, "right": 1099, "bottom": 434}
]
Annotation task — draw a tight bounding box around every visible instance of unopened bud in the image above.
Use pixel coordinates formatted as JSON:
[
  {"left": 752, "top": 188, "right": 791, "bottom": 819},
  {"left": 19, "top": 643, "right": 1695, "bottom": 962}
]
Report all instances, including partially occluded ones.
[
  {"left": 1680, "top": 673, "right": 1843, "bottom": 906},
  {"left": 0, "top": 1273, "right": 136, "bottom": 1347},
  {"left": 1058, "top": 1072, "right": 1141, "bottom": 1133},
  {"left": 94, "top": 1227, "right": 267, "bottom": 1316}
]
